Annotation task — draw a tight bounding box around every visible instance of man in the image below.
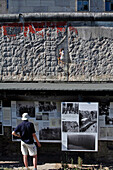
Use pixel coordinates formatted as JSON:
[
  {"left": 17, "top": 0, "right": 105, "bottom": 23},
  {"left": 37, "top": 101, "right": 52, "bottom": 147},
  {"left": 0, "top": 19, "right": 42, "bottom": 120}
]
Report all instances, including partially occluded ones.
[{"left": 12, "top": 112, "right": 41, "bottom": 170}]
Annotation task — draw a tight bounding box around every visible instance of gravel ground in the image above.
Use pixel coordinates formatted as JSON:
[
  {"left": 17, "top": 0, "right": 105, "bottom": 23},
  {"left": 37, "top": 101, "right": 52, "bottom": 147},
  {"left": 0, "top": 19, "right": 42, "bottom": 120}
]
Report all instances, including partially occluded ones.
[{"left": 0, "top": 161, "right": 113, "bottom": 170}]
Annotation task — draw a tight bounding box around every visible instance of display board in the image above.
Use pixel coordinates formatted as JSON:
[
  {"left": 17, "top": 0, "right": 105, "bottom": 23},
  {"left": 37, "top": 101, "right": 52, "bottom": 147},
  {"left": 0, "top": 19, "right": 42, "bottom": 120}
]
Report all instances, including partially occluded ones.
[
  {"left": 0, "top": 101, "right": 3, "bottom": 135},
  {"left": 61, "top": 102, "right": 98, "bottom": 151},
  {"left": 11, "top": 101, "right": 61, "bottom": 142},
  {"left": 3, "top": 107, "right": 11, "bottom": 126},
  {"left": 99, "top": 102, "right": 113, "bottom": 140}
]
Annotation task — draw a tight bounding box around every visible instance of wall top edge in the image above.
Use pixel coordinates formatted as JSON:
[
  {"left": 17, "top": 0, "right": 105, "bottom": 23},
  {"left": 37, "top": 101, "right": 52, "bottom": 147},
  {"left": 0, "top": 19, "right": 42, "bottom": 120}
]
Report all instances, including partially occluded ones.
[
  {"left": 0, "top": 82, "right": 113, "bottom": 91},
  {"left": 0, "top": 13, "right": 113, "bottom": 22}
]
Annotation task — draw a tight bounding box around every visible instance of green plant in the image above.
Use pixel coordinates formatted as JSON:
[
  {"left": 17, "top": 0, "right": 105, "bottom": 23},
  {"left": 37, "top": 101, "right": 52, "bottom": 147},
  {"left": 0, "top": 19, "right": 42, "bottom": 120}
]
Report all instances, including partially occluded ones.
[{"left": 77, "top": 156, "right": 83, "bottom": 167}]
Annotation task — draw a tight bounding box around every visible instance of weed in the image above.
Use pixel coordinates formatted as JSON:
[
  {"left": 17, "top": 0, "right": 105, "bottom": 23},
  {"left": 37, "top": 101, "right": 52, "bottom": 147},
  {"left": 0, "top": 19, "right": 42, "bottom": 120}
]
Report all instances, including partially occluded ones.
[{"left": 78, "top": 156, "right": 83, "bottom": 167}]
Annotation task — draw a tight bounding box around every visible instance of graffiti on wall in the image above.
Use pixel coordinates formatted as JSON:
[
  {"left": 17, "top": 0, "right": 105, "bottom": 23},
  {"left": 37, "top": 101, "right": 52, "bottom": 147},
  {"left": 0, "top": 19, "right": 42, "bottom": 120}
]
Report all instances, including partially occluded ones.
[
  {"left": 0, "top": 22, "right": 69, "bottom": 81},
  {"left": 0, "top": 22, "right": 113, "bottom": 81}
]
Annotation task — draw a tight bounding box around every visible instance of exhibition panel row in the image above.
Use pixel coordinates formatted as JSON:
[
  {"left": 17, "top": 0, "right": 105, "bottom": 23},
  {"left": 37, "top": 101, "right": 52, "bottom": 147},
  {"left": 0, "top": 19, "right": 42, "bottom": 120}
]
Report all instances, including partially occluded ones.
[{"left": 0, "top": 100, "right": 113, "bottom": 151}]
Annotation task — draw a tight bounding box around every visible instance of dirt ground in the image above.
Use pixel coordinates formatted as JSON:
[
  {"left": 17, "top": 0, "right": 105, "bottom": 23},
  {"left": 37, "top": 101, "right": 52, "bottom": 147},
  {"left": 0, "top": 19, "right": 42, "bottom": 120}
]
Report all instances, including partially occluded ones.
[{"left": 0, "top": 161, "right": 113, "bottom": 170}]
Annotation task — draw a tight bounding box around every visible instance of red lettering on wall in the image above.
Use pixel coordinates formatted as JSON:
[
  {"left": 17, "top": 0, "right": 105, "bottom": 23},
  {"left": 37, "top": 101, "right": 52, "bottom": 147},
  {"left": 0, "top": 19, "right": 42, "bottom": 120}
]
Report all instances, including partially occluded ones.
[
  {"left": 69, "top": 27, "right": 78, "bottom": 35},
  {"left": 2, "top": 22, "right": 67, "bottom": 37}
]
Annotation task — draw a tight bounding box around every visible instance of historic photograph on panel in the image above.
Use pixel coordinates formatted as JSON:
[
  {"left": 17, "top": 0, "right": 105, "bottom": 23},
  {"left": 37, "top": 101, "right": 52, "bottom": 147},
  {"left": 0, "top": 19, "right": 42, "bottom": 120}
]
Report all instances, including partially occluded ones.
[
  {"left": 42, "top": 113, "right": 49, "bottom": 120},
  {"left": 62, "top": 102, "right": 79, "bottom": 114},
  {"left": 79, "top": 103, "right": 98, "bottom": 133},
  {"left": 99, "top": 102, "right": 109, "bottom": 116},
  {"left": 39, "top": 120, "right": 61, "bottom": 141},
  {"left": 39, "top": 127, "right": 61, "bottom": 140},
  {"left": 36, "top": 112, "right": 42, "bottom": 120},
  {"left": 39, "top": 102, "right": 57, "bottom": 112},
  {"left": 105, "top": 102, "right": 113, "bottom": 126},
  {"left": 61, "top": 102, "right": 98, "bottom": 151},
  {"left": 62, "top": 121, "right": 79, "bottom": 132},
  {"left": 16, "top": 101, "right": 35, "bottom": 117},
  {"left": 67, "top": 134, "right": 96, "bottom": 151}
]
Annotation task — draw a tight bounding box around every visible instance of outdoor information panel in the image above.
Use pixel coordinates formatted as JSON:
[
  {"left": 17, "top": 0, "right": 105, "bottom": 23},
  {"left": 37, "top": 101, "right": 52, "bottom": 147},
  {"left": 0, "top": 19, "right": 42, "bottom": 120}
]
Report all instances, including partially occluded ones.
[
  {"left": 11, "top": 101, "right": 61, "bottom": 142},
  {"left": 61, "top": 102, "right": 98, "bottom": 151},
  {"left": 99, "top": 102, "right": 113, "bottom": 140}
]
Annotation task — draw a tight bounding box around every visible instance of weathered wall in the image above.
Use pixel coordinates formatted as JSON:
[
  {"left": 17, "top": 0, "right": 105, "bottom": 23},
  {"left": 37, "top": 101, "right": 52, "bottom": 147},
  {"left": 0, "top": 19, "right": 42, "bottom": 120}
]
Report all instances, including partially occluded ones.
[
  {"left": 9, "top": 0, "right": 75, "bottom": 13},
  {"left": 0, "top": 0, "right": 8, "bottom": 14},
  {"left": 90, "top": 0, "right": 105, "bottom": 12},
  {"left": 9, "top": 0, "right": 105, "bottom": 13},
  {"left": 0, "top": 15, "right": 113, "bottom": 82}
]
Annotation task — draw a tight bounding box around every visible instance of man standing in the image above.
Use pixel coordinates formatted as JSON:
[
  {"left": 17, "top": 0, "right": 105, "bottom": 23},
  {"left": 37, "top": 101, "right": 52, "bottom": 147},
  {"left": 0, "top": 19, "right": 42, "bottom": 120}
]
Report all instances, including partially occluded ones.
[{"left": 12, "top": 112, "right": 41, "bottom": 170}]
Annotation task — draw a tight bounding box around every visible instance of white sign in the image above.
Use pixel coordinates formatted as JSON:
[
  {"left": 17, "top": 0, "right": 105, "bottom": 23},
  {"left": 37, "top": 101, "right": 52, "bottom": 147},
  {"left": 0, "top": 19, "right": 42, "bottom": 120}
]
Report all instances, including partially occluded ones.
[{"left": 61, "top": 102, "right": 98, "bottom": 151}]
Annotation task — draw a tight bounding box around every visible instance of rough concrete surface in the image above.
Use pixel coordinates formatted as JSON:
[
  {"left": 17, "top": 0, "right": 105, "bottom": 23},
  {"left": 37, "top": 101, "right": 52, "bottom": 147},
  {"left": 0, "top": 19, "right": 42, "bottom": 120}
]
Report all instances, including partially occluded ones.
[
  {"left": 13, "top": 163, "right": 62, "bottom": 170},
  {"left": 0, "top": 161, "right": 113, "bottom": 170}
]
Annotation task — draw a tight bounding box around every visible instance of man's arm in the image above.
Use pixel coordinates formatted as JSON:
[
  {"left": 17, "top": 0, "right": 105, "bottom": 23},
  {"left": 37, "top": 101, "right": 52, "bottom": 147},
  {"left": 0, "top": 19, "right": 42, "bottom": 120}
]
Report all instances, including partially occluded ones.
[
  {"left": 12, "top": 131, "right": 21, "bottom": 138},
  {"left": 32, "top": 133, "right": 41, "bottom": 147}
]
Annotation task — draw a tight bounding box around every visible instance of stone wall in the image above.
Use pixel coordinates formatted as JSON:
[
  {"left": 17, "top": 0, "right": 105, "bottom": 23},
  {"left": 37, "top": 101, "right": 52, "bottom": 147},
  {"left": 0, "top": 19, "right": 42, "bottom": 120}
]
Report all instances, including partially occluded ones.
[{"left": 0, "top": 15, "right": 113, "bottom": 82}]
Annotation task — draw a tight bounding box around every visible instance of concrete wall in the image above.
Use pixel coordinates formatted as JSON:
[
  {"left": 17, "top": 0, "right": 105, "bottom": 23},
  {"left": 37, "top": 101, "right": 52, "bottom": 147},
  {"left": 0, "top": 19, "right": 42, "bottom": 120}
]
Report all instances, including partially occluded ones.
[
  {"left": 75, "top": 0, "right": 105, "bottom": 12},
  {"left": 9, "top": 0, "right": 106, "bottom": 13},
  {"left": 0, "top": 0, "right": 8, "bottom": 14},
  {"left": 0, "top": 13, "right": 113, "bottom": 82},
  {"left": 90, "top": 0, "right": 105, "bottom": 12},
  {"left": 9, "top": 0, "right": 76, "bottom": 13}
]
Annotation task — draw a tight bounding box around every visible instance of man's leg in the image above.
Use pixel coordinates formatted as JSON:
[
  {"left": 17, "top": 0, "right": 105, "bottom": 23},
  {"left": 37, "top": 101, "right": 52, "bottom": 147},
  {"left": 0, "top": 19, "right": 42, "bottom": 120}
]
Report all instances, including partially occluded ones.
[
  {"left": 23, "top": 155, "right": 28, "bottom": 168},
  {"left": 33, "top": 154, "right": 37, "bottom": 169},
  {"left": 21, "top": 141, "right": 28, "bottom": 168}
]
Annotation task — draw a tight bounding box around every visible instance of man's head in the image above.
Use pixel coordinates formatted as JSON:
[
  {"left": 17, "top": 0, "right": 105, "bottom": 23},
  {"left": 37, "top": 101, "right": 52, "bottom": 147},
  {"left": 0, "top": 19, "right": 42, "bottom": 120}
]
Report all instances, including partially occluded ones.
[{"left": 22, "top": 113, "right": 29, "bottom": 120}]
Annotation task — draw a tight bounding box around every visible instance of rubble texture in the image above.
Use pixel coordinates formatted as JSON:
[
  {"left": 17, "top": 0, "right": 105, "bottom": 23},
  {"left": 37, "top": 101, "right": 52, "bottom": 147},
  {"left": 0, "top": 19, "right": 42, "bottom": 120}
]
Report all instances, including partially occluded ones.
[{"left": 0, "top": 21, "right": 113, "bottom": 82}]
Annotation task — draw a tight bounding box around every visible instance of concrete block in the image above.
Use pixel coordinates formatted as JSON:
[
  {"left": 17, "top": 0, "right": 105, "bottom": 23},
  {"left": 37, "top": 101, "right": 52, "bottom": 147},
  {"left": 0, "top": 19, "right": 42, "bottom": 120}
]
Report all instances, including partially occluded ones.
[
  {"left": 55, "top": 0, "right": 70, "bottom": 7},
  {"left": 33, "top": 6, "right": 48, "bottom": 12},
  {"left": 40, "top": 0, "right": 55, "bottom": 6},
  {"left": 90, "top": 0, "right": 105, "bottom": 12},
  {"left": 26, "top": 0, "right": 41, "bottom": 6},
  {"left": 48, "top": 6, "right": 65, "bottom": 12},
  {"left": 18, "top": 6, "right": 34, "bottom": 13},
  {"left": 69, "top": 0, "right": 75, "bottom": 7}
]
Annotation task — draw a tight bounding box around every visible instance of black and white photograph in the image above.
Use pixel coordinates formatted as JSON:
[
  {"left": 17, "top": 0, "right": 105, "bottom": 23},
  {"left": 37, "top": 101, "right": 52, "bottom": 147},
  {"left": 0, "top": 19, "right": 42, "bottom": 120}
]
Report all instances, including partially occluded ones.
[
  {"left": 36, "top": 113, "right": 42, "bottom": 120},
  {"left": 39, "top": 127, "right": 61, "bottom": 141},
  {"left": 105, "top": 102, "right": 113, "bottom": 126},
  {"left": 61, "top": 102, "right": 98, "bottom": 151},
  {"left": 39, "top": 102, "right": 57, "bottom": 112},
  {"left": 62, "top": 121, "right": 79, "bottom": 132},
  {"left": 79, "top": 103, "right": 98, "bottom": 133},
  {"left": 79, "top": 111, "right": 97, "bottom": 132},
  {"left": 99, "top": 102, "right": 109, "bottom": 116},
  {"left": 99, "top": 102, "right": 113, "bottom": 140},
  {"left": 62, "top": 102, "right": 79, "bottom": 114},
  {"left": 42, "top": 113, "right": 49, "bottom": 120},
  {"left": 67, "top": 134, "right": 96, "bottom": 151},
  {"left": 16, "top": 101, "right": 35, "bottom": 117}
]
